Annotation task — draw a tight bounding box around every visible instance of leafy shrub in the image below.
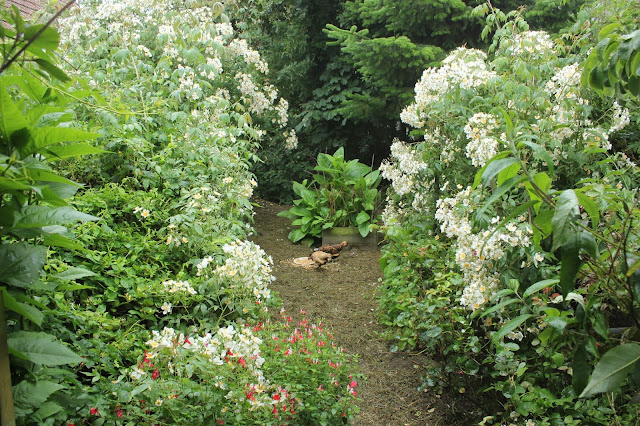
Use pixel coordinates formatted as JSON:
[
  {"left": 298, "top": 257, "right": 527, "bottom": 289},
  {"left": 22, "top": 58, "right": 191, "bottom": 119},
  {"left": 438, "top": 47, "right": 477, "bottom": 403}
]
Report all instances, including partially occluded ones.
[
  {"left": 377, "top": 4, "right": 640, "bottom": 424},
  {"left": 278, "top": 147, "right": 381, "bottom": 245},
  {"left": 0, "top": 1, "right": 362, "bottom": 424}
]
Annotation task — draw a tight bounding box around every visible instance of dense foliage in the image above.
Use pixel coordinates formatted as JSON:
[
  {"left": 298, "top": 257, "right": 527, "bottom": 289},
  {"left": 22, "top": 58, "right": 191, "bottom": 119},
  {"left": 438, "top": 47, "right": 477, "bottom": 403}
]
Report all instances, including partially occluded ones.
[
  {"left": 377, "top": 1, "right": 640, "bottom": 423},
  {"left": 3, "top": 0, "right": 640, "bottom": 424},
  {"left": 1, "top": 1, "right": 360, "bottom": 424},
  {"left": 239, "top": 0, "right": 585, "bottom": 202}
]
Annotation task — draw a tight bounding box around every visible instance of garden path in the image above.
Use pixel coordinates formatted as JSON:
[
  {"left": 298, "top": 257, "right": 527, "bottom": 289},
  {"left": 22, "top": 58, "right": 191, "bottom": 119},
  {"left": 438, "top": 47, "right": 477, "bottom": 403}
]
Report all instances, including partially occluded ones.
[{"left": 251, "top": 200, "right": 467, "bottom": 425}]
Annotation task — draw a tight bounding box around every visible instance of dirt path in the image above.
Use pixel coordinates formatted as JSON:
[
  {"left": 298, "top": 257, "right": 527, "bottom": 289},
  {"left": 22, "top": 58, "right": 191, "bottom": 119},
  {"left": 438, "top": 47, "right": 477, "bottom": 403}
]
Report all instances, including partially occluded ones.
[{"left": 251, "top": 200, "right": 458, "bottom": 425}]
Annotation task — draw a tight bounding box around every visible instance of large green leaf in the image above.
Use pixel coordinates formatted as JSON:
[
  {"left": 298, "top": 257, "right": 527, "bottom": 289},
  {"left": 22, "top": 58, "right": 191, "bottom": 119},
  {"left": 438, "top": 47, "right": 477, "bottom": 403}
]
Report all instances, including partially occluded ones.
[
  {"left": 8, "top": 331, "right": 83, "bottom": 366},
  {"left": 559, "top": 232, "right": 583, "bottom": 297},
  {"left": 0, "top": 81, "right": 29, "bottom": 143},
  {"left": 34, "top": 58, "right": 70, "bottom": 83},
  {"left": 12, "top": 380, "right": 64, "bottom": 413},
  {"left": 23, "top": 24, "right": 60, "bottom": 56},
  {"left": 19, "top": 126, "right": 101, "bottom": 158},
  {"left": 481, "top": 157, "right": 518, "bottom": 186},
  {"left": 13, "top": 205, "right": 99, "bottom": 228},
  {"left": 0, "top": 242, "right": 47, "bottom": 288},
  {"left": 2, "top": 287, "right": 44, "bottom": 326},
  {"left": 580, "top": 343, "right": 640, "bottom": 398},
  {"left": 552, "top": 189, "right": 580, "bottom": 251},
  {"left": 356, "top": 210, "right": 370, "bottom": 225},
  {"left": 51, "top": 267, "right": 96, "bottom": 281},
  {"left": 344, "top": 160, "right": 371, "bottom": 180},
  {"left": 44, "top": 143, "right": 104, "bottom": 160}
]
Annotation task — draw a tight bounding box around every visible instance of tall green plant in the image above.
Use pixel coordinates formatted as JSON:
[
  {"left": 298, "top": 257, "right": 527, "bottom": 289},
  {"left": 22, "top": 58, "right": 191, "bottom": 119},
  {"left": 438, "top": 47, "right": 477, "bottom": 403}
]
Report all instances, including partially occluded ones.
[{"left": 0, "top": 3, "right": 103, "bottom": 423}]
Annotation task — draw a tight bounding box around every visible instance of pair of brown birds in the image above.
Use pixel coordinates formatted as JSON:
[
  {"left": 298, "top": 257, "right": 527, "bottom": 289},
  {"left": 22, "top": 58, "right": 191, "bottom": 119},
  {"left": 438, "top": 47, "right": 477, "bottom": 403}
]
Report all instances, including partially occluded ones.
[{"left": 309, "top": 241, "right": 348, "bottom": 268}]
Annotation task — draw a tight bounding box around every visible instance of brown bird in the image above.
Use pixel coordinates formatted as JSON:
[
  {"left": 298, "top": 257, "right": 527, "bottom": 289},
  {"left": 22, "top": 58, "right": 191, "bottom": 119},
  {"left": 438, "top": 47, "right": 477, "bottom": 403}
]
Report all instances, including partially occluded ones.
[
  {"left": 315, "top": 241, "right": 348, "bottom": 257},
  {"left": 310, "top": 250, "right": 333, "bottom": 268}
]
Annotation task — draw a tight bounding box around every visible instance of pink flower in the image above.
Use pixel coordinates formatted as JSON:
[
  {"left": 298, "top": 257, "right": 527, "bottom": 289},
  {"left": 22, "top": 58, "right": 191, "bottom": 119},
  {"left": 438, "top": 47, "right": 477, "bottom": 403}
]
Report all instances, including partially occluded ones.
[
  {"left": 116, "top": 405, "right": 123, "bottom": 419},
  {"left": 238, "top": 357, "right": 246, "bottom": 366},
  {"left": 318, "top": 385, "right": 325, "bottom": 391},
  {"left": 152, "top": 368, "right": 160, "bottom": 380},
  {"left": 349, "top": 380, "right": 358, "bottom": 388}
]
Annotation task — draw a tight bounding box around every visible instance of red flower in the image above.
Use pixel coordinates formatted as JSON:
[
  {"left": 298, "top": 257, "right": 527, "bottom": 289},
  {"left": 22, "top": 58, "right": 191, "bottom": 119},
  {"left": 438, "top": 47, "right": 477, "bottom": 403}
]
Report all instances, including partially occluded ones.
[
  {"left": 238, "top": 357, "right": 246, "bottom": 366},
  {"left": 349, "top": 380, "right": 358, "bottom": 388},
  {"left": 152, "top": 368, "right": 160, "bottom": 380},
  {"left": 116, "top": 405, "right": 123, "bottom": 419},
  {"left": 273, "top": 394, "right": 281, "bottom": 401},
  {"left": 90, "top": 407, "right": 99, "bottom": 416}
]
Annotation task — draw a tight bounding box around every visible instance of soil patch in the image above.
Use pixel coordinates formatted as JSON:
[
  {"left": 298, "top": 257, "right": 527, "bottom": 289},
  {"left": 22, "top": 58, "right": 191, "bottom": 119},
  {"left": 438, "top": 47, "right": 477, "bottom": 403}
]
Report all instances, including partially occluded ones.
[{"left": 251, "top": 200, "right": 467, "bottom": 425}]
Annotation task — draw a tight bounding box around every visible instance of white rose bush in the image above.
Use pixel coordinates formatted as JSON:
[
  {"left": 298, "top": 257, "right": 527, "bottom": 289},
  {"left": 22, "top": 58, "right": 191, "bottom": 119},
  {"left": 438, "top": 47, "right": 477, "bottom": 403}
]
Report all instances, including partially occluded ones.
[{"left": 378, "top": 5, "right": 639, "bottom": 424}]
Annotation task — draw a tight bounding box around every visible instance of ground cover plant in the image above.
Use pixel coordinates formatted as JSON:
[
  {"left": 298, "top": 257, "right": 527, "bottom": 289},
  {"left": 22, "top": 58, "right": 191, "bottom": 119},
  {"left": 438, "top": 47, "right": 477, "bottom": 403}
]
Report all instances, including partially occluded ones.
[
  {"left": 377, "top": 1, "right": 640, "bottom": 423},
  {"left": 1, "top": 1, "right": 360, "bottom": 424}
]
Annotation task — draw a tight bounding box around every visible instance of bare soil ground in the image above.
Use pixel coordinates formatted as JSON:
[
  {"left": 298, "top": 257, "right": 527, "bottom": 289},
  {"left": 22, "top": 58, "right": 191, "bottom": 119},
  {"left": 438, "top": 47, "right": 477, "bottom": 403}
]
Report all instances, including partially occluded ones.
[{"left": 251, "top": 200, "right": 468, "bottom": 425}]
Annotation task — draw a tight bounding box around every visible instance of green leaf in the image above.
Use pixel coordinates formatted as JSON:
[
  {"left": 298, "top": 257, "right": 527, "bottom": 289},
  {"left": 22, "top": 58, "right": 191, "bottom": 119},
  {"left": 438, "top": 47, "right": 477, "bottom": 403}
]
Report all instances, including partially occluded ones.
[
  {"left": 589, "top": 66, "right": 605, "bottom": 92},
  {"left": 520, "top": 141, "right": 554, "bottom": 176},
  {"left": 552, "top": 189, "right": 580, "bottom": 251},
  {"left": 356, "top": 210, "right": 370, "bottom": 225},
  {"left": 358, "top": 222, "right": 371, "bottom": 237},
  {"left": 34, "top": 59, "right": 70, "bottom": 82},
  {"left": 8, "top": 331, "right": 83, "bottom": 365},
  {"left": 492, "top": 314, "right": 535, "bottom": 344},
  {"left": 44, "top": 143, "right": 105, "bottom": 160},
  {"left": 14, "top": 205, "right": 99, "bottom": 228},
  {"left": 42, "top": 232, "right": 86, "bottom": 251},
  {"left": 598, "top": 23, "right": 621, "bottom": 40},
  {"left": 2, "top": 288, "right": 44, "bottom": 326},
  {"left": 496, "top": 161, "right": 521, "bottom": 187},
  {"left": 573, "top": 343, "right": 591, "bottom": 394},
  {"left": 13, "top": 380, "right": 64, "bottom": 412},
  {"left": 522, "top": 278, "right": 560, "bottom": 299},
  {"left": 33, "top": 401, "right": 63, "bottom": 421},
  {"left": 19, "top": 127, "right": 102, "bottom": 158},
  {"left": 559, "top": 232, "right": 583, "bottom": 297},
  {"left": 473, "top": 151, "right": 511, "bottom": 189},
  {"left": 576, "top": 191, "right": 599, "bottom": 229},
  {"left": 52, "top": 267, "right": 96, "bottom": 281},
  {"left": 344, "top": 160, "right": 371, "bottom": 180},
  {"left": 580, "top": 343, "right": 640, "bottom": 398},
  {"left": 288, "top": 228, "right": 308, "bottom": 243},
  {"left": 0, "top": 242, "right": 47, "bottom": 288},
  {"left": 482, "top": 157, "right": 518, "bottom": 186},
  {"left": 24, "top": 24, "right": 60, "bottom": 55},
  {"left": 364, "top": 169, "right": 381, "bottom": 187},
  {"left": 0, "top": 82, "right": 29, "bottom": 143}
]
